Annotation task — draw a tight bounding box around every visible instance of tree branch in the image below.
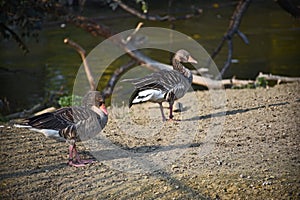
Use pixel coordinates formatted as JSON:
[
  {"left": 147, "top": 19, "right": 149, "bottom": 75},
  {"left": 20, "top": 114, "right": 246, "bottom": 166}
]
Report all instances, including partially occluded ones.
[
  {"left": 102, "top": 60, "right": 137, "bottom": 98},
  {"left": 0, "top": 23, "right": 29, "bottom": 54},
  {"left": 64, "top": 38, "right": 96, "bottom": 91},
  {"left": 211, "top": 0, "right": 252, "bottom": 77},
  {"left": 61, "top": 3, "right": 267, "bottom": 90},
  {"left": 65, "top": 14, "right": 223, "bottom": 89},
  {"left": 276, "top": 0, "right": 300, "bottom": 19}
]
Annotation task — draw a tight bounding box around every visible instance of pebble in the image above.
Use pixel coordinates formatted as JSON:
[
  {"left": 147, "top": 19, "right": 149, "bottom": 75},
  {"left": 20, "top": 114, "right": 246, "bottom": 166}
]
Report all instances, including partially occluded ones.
[
  {"left": 217, "top": 160, "right": 223, "bottom": 165},
  {"left": 262, "top": 181, "right": 272, "bottom": 186},
  {"left": 171, "top": 165, "right": 179, "bottom": 170}
]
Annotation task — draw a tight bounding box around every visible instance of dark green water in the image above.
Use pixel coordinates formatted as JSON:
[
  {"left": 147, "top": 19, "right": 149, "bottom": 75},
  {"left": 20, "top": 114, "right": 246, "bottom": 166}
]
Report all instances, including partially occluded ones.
[{"left": 0, "top": 1, "right": 299, "bottom": 114}]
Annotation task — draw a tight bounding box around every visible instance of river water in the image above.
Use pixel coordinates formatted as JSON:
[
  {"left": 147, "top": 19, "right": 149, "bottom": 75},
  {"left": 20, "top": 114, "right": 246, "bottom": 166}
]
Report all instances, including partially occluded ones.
[{"left": 0, "top": 0, "right": 299, "bottom": 114}]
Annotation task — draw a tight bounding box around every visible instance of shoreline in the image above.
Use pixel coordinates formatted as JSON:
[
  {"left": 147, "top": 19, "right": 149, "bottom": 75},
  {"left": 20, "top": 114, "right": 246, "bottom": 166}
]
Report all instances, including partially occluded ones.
[{"left": 0, "top": 82, "right": 299, "bottom": 199}]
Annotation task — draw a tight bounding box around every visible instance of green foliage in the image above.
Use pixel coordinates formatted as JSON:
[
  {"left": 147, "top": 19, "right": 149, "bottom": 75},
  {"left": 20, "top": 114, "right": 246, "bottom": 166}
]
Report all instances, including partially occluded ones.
[
  {"left": 58, "top": 95, "right": 82, "bottom": 107},
  {"left": 255, "top": 77, "right": 268, "bottom": 88},
  {"left": 136, "top": 0, "right": 148, "bottom": 13},
  {"left": 232, "top": 77, "right": 269, "bottom": 89},
  {"left": 0, "top": 0, "right": 60, "bottom": 53}
]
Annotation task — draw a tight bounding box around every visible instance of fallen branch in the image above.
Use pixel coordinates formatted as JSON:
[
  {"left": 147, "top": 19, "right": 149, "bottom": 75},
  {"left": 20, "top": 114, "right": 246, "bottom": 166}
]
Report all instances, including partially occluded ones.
[
  {"left": 257, "top": 72, "right": 300, "bottom": 84},
  {"left": 5, "top": 104, "right": 43, "bottom": 120}
]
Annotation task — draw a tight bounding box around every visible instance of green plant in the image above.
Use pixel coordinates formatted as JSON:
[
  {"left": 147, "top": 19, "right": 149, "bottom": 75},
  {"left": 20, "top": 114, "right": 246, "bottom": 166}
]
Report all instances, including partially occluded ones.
[{"left": 255, "top": 77, "right": 268, "bottom": 88}]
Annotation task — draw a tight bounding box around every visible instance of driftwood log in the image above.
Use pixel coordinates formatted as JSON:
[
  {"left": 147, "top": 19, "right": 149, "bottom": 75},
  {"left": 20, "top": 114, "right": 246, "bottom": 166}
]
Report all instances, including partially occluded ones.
[
  {"left": 5, "top": 104, "right": 43, "bottom": 120},
  {"left": 257, "top": 72, "right": 300, "bottom": 84}
]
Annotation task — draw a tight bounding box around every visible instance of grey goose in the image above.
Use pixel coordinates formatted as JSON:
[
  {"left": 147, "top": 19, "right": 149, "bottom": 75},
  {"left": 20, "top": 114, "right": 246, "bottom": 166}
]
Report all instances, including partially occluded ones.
[
  {"left": 128, "top": 49, "right": 197, "bottom": 121},
  {"left": 24, "top": 91, "right": 108, "bottom": 167}
]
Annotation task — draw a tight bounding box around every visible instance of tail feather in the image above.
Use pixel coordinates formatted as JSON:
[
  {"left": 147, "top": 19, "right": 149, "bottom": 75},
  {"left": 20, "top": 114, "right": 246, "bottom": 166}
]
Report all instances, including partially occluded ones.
[
  {"left": 14, "top": 122, "right": 65, "bottom": 141},
  {"left": 30, "top": 128, "right": 65, "bottom": 141}
]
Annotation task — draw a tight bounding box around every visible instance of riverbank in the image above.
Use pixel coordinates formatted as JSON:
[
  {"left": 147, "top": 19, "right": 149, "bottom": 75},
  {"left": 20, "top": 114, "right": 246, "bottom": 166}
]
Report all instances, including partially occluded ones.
[{"left": 0, "top": 82, "right": 299, "bottom": 199}]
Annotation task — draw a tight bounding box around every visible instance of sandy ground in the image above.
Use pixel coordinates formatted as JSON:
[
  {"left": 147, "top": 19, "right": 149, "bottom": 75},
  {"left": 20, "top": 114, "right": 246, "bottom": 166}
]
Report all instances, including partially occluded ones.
[{"left": 0, "top": 82, "right": 299, "bottom": 199}]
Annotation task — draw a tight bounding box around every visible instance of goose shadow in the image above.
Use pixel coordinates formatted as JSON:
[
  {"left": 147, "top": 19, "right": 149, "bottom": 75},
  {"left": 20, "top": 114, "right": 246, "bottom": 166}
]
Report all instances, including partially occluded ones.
[
  {"left": 184, "top": 101, "right": 291, "bottom": 121},
  {"left": 0, "top": 162, "right": 66, "bottom": 181},
  {"left": 85, "top": 142, "right": 202, "bottom": 162}
]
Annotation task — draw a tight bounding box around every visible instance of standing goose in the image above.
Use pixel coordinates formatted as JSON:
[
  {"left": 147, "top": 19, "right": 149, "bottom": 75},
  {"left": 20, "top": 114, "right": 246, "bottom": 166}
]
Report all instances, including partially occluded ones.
[
  {"left": 128, "top": 49, "right": 197, "bottom": 121},
  {"left": 24, "top": 91, "right": 108, "bottom": 167}
]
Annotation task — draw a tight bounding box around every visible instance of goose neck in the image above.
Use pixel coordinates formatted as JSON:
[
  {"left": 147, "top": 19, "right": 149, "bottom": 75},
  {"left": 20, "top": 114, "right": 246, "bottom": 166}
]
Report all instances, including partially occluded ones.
[{"left": 172, "top": 59, "right": 192, "bottom": 81}]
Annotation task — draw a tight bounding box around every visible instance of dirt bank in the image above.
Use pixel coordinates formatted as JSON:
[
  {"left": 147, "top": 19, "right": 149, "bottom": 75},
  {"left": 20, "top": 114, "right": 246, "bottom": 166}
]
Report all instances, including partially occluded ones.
[{"left": 0, "top": 82, "right": 299, "bottom": 199}]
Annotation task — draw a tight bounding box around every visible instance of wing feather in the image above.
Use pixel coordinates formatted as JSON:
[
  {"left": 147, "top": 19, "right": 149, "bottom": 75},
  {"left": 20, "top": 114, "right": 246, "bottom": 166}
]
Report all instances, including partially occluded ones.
[{"left": 129, "top": 70, "right": 191, "bottom": 105}]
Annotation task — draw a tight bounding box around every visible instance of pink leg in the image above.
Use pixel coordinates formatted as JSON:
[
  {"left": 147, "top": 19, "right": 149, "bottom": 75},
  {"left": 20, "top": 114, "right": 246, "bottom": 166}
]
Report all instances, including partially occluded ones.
[
  {"left": 73, "top": 145, "right": 95, "bottom": 164},
  {"left": 166, "top": 102, "right": 180, "bottom": 122},
  {"left": 159, "top": 103, "right": 167, "bottom": 122},
  {"left": 68, "top": 144, "right": 94, "bottom": 167}
]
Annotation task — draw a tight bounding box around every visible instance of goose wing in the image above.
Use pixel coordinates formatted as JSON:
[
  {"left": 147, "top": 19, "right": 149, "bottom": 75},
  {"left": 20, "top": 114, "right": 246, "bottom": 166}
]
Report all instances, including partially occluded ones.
[
  {"left": 27, "top": 107, "right": 105, "bottom": 140},
  {"left": 27, "top": 107, "right": 76, "bottom": 130},
  {"left": 130, "top": 70, "right": 190, "bottom": 101}
]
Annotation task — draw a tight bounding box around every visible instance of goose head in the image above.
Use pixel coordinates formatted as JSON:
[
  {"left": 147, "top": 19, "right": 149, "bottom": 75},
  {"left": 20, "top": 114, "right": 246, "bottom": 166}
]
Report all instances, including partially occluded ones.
[
  {"left": 82, "top": 91, "right": 108, "bottom": 115},
  {"left": 173, "top": 49, "right": 198, "bottom": 64}
]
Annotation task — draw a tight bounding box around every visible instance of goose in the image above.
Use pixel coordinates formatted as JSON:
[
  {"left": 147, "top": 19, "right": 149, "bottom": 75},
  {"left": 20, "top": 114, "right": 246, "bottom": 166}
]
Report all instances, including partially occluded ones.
[
  {"left": 128, "top": 49, "right": 197, "bottom": 121},
  {"left": 23, "top": 91, "right": 108, "bottom": 167}
]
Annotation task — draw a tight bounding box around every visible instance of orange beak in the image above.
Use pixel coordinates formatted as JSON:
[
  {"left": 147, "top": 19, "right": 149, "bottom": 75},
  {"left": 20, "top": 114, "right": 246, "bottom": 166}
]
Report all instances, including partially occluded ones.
[
  {"left": 100, "top": 104, "right": 108, "bottom": 115},
  {"left": 188, "top": 56, "right": 198, "bottom": 64}
]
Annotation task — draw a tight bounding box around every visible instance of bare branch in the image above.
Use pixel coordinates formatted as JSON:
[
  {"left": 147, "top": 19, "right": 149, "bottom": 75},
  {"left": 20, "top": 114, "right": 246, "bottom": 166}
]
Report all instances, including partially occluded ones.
[
  {"left": 276, "top": 0, "right": 300, "bottom": 19},
  {"left": 64, "top": 38, "right": 96, "bottom": 91},
  {"left": 237, "top": 29, "right": 249, "bottom": 44},
  {"left": 0, "top": 23, "right": 29, "bottom": 54},
  {"left": 123, "top": 22, "right": 144, "bottom": 44},
  {"left": 67, "top": 15, "right": 113, "bottom": 38},
  {"left": 211, "top": 0, "right": 252, "bottom": 77},
  {"left": 218, "top": 40, "right": 233, "bottom": 79},
  {"left": 65, "top": 14, "right": 222, "bottom": 88},
  {"left": 64, "top": 2, "right": 269, "bottom": 90},
  {"left": 102, "top": 60, "right": 137, "bottom": 98}
]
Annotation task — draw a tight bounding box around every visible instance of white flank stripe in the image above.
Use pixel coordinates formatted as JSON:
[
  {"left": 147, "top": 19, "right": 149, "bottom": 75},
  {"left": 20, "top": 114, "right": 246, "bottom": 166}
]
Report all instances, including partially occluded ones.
[
  {"left": 132, "top": 89, "right": 164, "bottom": 103},
  {"left": 14, "top": 124, "right": 32, "bottom": 128},
  {"left": 30, "top": 128, "right": 62, "bottom": 139}
]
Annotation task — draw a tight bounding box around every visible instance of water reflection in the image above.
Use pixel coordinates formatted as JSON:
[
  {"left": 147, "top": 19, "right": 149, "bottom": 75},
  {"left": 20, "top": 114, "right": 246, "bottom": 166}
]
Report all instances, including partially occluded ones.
[{"left": 0, "top": 1, "right": 299, "bottom": 114}]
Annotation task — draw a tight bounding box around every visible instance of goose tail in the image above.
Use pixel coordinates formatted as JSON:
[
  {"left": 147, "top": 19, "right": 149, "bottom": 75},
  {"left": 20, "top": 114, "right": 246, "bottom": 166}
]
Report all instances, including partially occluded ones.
[{"left": 13, "top": 118, "right": 63, "bottom": 140}]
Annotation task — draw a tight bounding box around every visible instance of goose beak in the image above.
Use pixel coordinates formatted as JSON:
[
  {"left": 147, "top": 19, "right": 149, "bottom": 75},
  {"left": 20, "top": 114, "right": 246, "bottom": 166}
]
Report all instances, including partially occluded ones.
[
  {"left": 100, "top": 104, "right": 108, "bottom": 115},
  {"left": 188, "top": 56, "right": 198, "bottom": 64}
]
